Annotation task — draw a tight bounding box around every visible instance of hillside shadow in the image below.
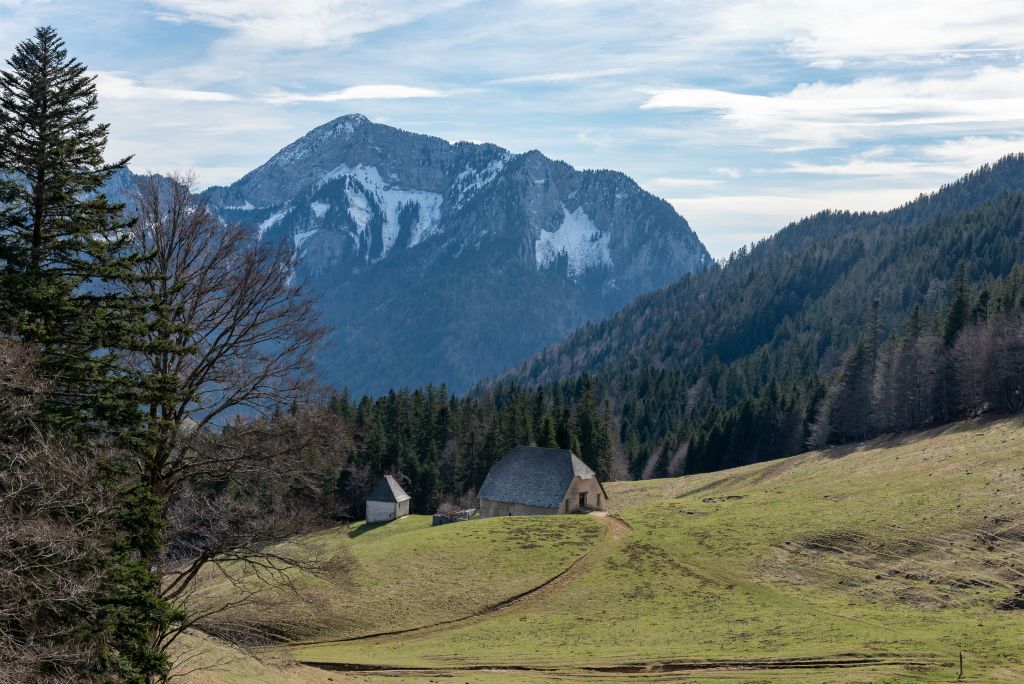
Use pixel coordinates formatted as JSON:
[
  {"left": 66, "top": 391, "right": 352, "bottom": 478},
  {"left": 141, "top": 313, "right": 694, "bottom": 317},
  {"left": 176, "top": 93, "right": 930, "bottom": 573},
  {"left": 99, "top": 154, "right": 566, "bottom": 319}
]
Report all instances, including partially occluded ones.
[{"left": 347, "top": 521, "right": 388, "bottom": 538}]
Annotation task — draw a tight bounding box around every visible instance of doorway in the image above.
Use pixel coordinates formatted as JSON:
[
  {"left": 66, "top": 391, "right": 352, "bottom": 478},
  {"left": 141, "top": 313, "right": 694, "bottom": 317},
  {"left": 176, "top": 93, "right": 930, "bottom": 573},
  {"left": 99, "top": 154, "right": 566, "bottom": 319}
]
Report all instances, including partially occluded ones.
[{"left": 578, "top": 492, "right": 587, "bottom": 509}]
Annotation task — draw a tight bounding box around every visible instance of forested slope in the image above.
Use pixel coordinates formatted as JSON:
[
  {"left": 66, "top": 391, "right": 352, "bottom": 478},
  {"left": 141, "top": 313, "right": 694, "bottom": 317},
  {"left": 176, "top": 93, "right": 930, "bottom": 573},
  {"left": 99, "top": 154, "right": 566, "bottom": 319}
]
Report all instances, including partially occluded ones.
[
  {"left": 492, "top": 155, "right": 1024, "bottom": 476},
  {"left": 511, "top": 155, "right": 1024, "bottom": 385},
  {"left": 327, "top": 157, "right": 1024, "bottom": 511}
]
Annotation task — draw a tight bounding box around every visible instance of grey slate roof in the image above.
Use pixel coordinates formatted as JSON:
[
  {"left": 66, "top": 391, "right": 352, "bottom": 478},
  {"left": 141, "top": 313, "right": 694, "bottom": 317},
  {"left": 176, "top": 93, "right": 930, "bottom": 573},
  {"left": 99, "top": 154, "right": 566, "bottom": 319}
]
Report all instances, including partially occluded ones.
[
  {"left": 478, "top": 446, "right": 602, "bottom": 509},
  {"left": 367, "top": 475, "right": 411, "bottom": 503}
]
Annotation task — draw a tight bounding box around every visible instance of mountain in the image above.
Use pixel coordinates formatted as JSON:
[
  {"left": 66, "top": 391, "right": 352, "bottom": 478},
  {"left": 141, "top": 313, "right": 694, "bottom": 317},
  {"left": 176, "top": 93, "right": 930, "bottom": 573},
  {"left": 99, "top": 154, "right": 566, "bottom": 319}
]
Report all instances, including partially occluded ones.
[
  {"left": 495, "top": 155, "right": 1024, "bottom": 475},
  {"left": 199, "top": 114, "right": 710, "bottom": 395}
]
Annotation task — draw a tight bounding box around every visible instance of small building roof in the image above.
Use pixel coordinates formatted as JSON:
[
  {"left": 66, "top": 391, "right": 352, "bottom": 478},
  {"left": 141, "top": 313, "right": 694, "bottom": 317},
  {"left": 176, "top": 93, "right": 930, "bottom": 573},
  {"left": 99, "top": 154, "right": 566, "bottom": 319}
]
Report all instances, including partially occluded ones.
[
  {"left": 478, "top": 446, "right": 604, "bottom": 509},
  {"left": 367, "top": 475, "right": 411, "bottom": 503}
]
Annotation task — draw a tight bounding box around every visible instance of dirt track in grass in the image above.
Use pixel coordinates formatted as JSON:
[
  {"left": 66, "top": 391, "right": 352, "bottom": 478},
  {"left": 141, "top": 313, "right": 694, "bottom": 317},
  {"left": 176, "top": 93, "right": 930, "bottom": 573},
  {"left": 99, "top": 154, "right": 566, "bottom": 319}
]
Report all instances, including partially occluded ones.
[{"left": 293, "top": 512, "right": 631, "bottom": 649}]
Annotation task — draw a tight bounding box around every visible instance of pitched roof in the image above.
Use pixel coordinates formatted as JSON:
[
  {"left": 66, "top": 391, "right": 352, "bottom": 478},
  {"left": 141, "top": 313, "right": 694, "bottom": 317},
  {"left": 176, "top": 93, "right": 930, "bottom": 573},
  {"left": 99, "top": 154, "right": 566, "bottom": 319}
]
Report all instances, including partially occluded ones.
[
  {"left": 478, "top": 446, "right": 603, "bottom": 509},
  {"left": 367, "top": 475, "right": 411, "bottom": 503}
]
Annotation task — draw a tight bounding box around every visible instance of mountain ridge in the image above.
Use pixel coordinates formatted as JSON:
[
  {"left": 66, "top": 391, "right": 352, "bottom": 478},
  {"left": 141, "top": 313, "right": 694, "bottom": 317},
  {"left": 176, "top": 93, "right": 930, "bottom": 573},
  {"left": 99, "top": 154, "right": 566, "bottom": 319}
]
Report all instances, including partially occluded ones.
[
  {"left": 196, "top": 114, "right": 711, "bottom": 395},
  {"left": 500, "top": 154, "right": 1024, "bottom": 388}
]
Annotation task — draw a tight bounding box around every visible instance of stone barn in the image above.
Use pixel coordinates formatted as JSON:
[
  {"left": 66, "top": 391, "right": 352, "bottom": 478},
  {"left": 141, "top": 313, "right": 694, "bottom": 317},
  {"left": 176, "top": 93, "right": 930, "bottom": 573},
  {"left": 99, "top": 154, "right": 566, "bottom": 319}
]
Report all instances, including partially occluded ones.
[
  {"left": 366, "top": 475, "right": 411, "bottom": 523},
  {"left": 478, "top": 446, "right": 607, "bottom": 518}
]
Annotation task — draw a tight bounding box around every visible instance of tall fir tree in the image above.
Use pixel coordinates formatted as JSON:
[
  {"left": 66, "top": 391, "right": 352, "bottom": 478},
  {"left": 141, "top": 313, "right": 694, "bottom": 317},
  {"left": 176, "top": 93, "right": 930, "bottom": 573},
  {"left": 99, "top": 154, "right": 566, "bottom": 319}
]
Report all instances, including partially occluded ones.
[
  {"left": 0, "top": 26, "right": 144, "bottom": 435},
  {"left": 0, "top": 27, "right": 171, "bottom": 682}
]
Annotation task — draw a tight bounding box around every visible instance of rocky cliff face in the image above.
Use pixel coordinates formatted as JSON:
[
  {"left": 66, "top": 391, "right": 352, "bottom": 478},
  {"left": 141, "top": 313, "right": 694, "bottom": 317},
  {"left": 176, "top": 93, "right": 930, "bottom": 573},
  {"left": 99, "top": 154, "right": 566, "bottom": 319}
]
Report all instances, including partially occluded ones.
[{"left": 199, "top": 114, "right": 711, "bottom": 395}]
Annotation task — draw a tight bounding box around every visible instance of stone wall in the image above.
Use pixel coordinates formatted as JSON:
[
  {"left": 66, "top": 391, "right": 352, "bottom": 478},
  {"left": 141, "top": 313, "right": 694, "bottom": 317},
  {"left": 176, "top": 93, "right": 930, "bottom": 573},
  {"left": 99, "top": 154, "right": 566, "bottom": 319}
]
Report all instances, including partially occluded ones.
[
  {"left": 479, "top": 499, "right": 559, "bottom": 518},
  {"left": 431, "top": 508, "right": 477, "bottom": 526}
]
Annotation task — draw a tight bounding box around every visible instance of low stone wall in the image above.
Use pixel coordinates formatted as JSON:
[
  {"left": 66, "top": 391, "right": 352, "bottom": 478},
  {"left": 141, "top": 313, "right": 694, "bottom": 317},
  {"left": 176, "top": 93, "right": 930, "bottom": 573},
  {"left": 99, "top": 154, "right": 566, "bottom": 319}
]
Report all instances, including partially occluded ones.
[
  {"left": 479, "top": 499, "right": 559, "bottom": 518},
  {"left": 432, "top": 508, "right": 476, "bottom": 526}
]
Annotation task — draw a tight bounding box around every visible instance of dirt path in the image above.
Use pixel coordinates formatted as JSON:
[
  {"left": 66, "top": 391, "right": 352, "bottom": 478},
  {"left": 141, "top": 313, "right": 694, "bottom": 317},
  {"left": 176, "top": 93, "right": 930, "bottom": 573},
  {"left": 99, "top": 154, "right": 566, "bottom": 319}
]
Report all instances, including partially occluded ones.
[
  {"left": 294, "top": 512, "right": 631, "bottom": 649},
  {"left": 304, "top": 653, "right": 939, "bottom": 678}
]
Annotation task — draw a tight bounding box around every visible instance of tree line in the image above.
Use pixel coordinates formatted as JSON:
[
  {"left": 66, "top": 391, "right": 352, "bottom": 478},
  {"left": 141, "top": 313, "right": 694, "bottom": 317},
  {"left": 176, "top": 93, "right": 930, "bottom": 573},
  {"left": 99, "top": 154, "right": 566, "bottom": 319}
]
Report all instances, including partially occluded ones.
[{"left": 330, "top": 375, "right": 615, "bottom": 516}]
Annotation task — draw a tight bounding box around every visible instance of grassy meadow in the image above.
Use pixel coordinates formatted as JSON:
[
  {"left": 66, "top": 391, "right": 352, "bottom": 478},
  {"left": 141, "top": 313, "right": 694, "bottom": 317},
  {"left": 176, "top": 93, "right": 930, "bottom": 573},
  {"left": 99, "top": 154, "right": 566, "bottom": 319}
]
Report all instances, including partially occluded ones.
[{"left": 181, "top": 417, "right": 1024, "bottom": 682}]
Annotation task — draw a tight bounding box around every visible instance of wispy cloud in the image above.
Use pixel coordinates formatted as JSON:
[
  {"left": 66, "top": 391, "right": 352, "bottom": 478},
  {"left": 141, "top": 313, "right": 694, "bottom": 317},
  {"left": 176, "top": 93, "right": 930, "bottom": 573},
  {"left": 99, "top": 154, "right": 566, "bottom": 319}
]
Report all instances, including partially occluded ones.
[
  {"left": 648, "top": 177, "right": 724, "bottom": 188},
  {"left": 95, "top": 73, "right": 239, "bottom": 102},
  {"left": 150, "top": 0, "right": 471, "bottom": 49},
  {"left": 642, "top": 66, "right": 1024, "bottom": 147},
  {"left": 783, "top": 137, "right": 1024, "bottom": 178},
  {"left": 706, "top": 0, "right": 1024, "bottom": 67},
  {"left": 265, "top": 84, "right": 446, "bottom": 104},
  {"left": 488, "top": 68, "right": 636, "bottom": 85},
  {"left": 668, "top": 186, "right": 932, "bottom": 254}
]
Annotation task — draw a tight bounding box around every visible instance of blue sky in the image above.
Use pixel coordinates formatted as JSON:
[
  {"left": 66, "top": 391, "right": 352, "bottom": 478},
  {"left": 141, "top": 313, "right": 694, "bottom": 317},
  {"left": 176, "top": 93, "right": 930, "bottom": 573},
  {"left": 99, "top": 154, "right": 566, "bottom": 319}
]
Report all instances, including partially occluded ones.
[{"left": 2, "top": 0, "right": 1024, "bottom": 256}]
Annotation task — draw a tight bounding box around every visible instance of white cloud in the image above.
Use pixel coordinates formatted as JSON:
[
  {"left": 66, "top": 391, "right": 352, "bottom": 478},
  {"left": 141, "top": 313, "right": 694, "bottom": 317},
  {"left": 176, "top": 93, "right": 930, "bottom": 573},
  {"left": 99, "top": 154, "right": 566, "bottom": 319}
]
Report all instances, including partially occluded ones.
[
  {"left": 642, "top": 66, "right": 1024, "bottom": 147},
  {"left": 488, "top": 68, "right": 636, "bottom": 85},
  {"left": 784, "top": 159, "right": 958, "bottom": 177},
  {"left": 648, "top": 177, "right": 723, "bottom": 188},
  {"left": 670, "top": 187, "right": 931, "bottom": 257},
  {"left": 265, "top": 84, "right": 445, "bottom": 104},
  {"left": 706, "top": 0, "right": 1024, "bottom": 67},
  {"left": 150, "top": 0, "right": 471, "bottom": 49},
  {"left": 923, "top": 136, "right": 1024, "bottom": 168},
  {"left": 712, "top": 167, "right": 741, "bottom": 179},
  {"left": 783, "top": 137, "right": 1024, "bottom": 178},
  {"left": 96, "top": 72, "right": 238, "bottom": 102}
]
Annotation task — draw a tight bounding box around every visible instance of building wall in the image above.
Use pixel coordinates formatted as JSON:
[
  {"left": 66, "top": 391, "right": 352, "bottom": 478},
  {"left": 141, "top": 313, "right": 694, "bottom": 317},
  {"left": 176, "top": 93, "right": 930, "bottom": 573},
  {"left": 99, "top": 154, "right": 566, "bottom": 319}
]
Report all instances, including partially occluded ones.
[
  {"left": 366, "top": 499, "right": 410, "bottom": 523},
  {"left": 562, "top": 476, "right": 607, "bottom": 513},
  {"left": 479, "top": 499, "right": 559, "bottom": 518},
  {"left": 479, "top": 476, "right": 606, "bottom": 518}
]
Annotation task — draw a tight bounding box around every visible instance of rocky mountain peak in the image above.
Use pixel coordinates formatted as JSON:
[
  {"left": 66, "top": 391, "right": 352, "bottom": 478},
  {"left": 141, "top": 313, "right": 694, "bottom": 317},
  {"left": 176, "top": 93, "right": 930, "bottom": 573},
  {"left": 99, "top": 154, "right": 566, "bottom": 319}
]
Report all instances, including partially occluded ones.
[{"left": 197, "top": 115, "right": 711, "bottom": 394}]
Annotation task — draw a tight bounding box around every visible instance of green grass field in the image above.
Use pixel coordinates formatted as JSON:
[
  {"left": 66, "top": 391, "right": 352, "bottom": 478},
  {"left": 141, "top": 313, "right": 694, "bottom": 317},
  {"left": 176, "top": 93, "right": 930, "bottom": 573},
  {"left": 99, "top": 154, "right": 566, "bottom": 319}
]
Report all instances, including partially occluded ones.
[{"left": 181, "top": 417, "right": 1024, "bottom": 682}]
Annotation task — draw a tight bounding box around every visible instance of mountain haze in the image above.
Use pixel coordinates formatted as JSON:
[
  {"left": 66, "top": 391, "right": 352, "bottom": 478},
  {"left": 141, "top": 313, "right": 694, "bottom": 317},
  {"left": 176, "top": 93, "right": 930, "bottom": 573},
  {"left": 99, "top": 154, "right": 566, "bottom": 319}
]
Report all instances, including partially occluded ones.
[{"left": 200, "top": 114, "right": 711, "bottom": 395}]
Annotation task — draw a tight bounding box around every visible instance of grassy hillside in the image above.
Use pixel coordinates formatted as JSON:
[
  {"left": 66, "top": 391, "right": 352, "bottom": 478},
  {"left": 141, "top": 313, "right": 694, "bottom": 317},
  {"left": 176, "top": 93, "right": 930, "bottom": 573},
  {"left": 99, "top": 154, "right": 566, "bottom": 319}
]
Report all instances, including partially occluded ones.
[
  {"left": 189, "top": 513, "right": 603, "bottom": 645},
  {"left": 183, "top": 417, "right": 1024, "bottom": 682}
]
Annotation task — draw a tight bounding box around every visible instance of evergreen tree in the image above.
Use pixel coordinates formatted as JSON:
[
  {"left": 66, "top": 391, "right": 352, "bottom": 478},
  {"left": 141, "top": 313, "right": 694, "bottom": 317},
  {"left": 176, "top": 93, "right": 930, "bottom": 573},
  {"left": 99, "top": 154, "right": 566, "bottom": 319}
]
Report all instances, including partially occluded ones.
[
  {"left": 943, "top": 263, "right": 971, "bottom": 347},
  {"left": 556, "top": 406, "right": 575, "bottom": 451},
  {"left": 537, "top": 413, "right": 559, "bottom": 448},
  {"left": 0, "top": 27, "right": 169, "bottom": 681}
]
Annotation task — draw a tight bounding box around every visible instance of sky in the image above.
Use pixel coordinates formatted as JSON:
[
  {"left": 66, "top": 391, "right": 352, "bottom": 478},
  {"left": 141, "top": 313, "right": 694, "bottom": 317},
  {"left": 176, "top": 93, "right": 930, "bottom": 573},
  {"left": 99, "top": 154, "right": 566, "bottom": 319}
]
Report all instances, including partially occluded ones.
[{"left": 2, "top": 1, "right": 1024, "bottom": 257}]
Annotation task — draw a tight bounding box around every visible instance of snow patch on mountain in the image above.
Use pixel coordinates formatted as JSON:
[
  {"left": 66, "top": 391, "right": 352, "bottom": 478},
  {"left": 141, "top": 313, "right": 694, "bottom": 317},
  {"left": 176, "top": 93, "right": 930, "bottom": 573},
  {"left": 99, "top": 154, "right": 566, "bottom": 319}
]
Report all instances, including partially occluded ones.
[
  {"left": 324, "top": 164, "right": 443, "bottom": 260},
  {"left": 345, "top": 184, "right": 372, "bottom": 233},
  {"left": 311, "top": 201, "right": 329, "bottom": 218},
  {"left": 454, "top": 154, "right": 510, "bottom": 207},
  {"left": 535, "top": 205, "right": 611, "bottom": 279},
  {"left": 294, "top": 228, "right": 317, "bottom": 250},
  {"left": 259, "top": 208, "right": 289, "bottom": 238},
  {"left": 226, "top": 201, "right": 254, "bottom": 210},
  {"left": 384, "top": 188, "right": 443, "bottom": 249}
]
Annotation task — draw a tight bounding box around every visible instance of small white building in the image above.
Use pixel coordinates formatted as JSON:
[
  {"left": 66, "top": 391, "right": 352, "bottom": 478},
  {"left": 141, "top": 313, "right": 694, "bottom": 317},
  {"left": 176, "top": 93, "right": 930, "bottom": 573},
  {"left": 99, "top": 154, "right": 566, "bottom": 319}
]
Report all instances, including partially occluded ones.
[{"left": 366, "top": 475, "right": 411, "bottom": 523}]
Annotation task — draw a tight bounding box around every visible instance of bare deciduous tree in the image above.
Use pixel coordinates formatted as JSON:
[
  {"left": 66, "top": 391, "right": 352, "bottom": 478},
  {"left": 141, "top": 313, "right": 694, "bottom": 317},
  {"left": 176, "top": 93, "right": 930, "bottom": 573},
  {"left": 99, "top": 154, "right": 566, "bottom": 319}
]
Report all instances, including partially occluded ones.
[
  {"left": 122, "top": 174, "right": 350, "bottom": 679},
  {"left": 126, "top": 173, "right": 327, "bottom": 499},
  {"left": 0, "top": 339, "right": 113, "bottom": 683}
]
